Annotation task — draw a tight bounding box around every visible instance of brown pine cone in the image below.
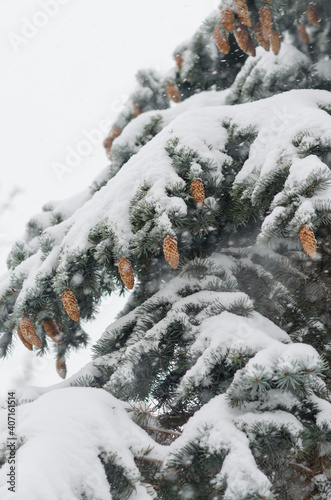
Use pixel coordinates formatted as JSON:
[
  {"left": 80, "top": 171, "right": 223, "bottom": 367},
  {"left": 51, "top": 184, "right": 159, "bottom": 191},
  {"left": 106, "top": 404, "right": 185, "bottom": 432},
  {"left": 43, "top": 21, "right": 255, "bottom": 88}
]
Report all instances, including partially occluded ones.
[
  {"left": 175, "top": 54, "right": 184, "bottom": 70},
  {"left": 213, "top": 24, "right": 230, "bottom": 54},
  {"left": 111, "top": 127, "right": 121, "bottom": 140},
  {"left": 259, "top": 5, "right": 273, "bottom": 41},
  {"left": 103, "top": 136, "right": 113, "bottom": 152},
  {"left": 306, "top": 4, "right": 319, "bottom": 26},
  {"left": 103, "top": 127, "right": 121, "bottom": 159},
  {"left": 43, "top": 319, "right": 61, "bottom": 344},
  {"left": 300, "top": 225, "right": 317, "bottom": 258},
  {"left": 234, "top": 0, "right": 252, "bottom": 27},
  {"left": 17, "top": 326, "right": 33, "bottom": 351},
  {"left": 253, "top": 22, "right": 270, "bottom": 51},
  {"left": 297, "top": 24, "right": 311, "bottom": 44},
  {"left": 166, "top": 83, "right": 180, "bottom": 103},
  {"left": 246, "top": 35, "right": 256, "bottom": 57},
  {"left": 270, "top": 29, "right": 281, "bottom": 55},
  {"left": 190, "top": 179, "right": 205, "bottom": 208},
  {"left": 133, "top": 103, "right": 141, "bottom": 118},
  {"left": 56, "top": 357, "right": 67, "bottom": 379},
  {"left": 118, "top": 258, "right": 135, "bottom": 290},
  {"left": 62, "top": 290, "right": 80, "bottom": 322},
  {"left": 163, "top": 236, "right": 179, "bottom": 269},
  {"left": 220, "top": 7, "right": 235, "bottom": 32},
  {"left": 234, "top": 20, "right": 255, "bottom": 56},
  {"left": 19, "top": 317, "right": 43, "bottom": 347}
]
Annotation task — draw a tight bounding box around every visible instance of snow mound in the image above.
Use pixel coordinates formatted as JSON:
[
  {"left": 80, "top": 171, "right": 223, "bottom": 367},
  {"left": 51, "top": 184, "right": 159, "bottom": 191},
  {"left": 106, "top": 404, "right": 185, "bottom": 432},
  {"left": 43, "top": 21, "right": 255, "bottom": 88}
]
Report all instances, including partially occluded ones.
[{"left": 0, "top": 387, "right": 166, "bottom": 500}]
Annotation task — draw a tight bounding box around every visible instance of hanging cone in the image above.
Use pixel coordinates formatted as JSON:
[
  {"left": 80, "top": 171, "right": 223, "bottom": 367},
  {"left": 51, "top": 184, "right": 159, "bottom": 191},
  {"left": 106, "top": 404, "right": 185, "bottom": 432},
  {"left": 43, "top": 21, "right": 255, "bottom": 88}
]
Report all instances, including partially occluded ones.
[
  {"left": 270, "top": 29, "right": 281, "bottom": 55},
  {"left": 110, "top": 127, "right": 122, "bottom": 141},
  {"left": 297, "top": 24, "right": 311, "bottom": 44},
  {"left": 306, "top": 4, "right": 319, "bottom": 26},
  {"left": 19, "top": 317, "right": 43, "bottom": 347},
  {"left": 233, "top": 0, "right": 252, "bottom": 27},
  {"left": 103, "top": 137, "right": 114, "bottom": 160},
  {"left": 253, "top": 22, "right": 270, "bottom": 51},
  {"left": 175, "top": 54, "right": 184, "bottom": 70},
  {"left": 166, "top": 83, "right": 180, "bottom": 103},
  {"left": 259, "top": 5, "right": 273, "bottom": 41},
  {"left": 300, "top": 225, "right": 317, "bottom": 258},
  {"left": 234, "top": 20, "right": 255, "bottom": 55},
  {"left": 220, "top": 7, "right": 235, "bottom": 32},
  {"left": 246, "top": 36, "right": 256, "bottom": 57},
  {"left": 56, "top": 357, "right": 67, "bottom": 379},
  {"left": 62, "top": 290, "right": 80, "bottom": 322},
  {"left": 118, "top": 258, "right": 135, "bottom": 290},
  {"left": 17, "top": 326, "right": 33, "bottom": 351},
  {"left": 103, "top": 136, "right": 112, "bottom": 152},
  {"left": 213, "top": 24, "right": 230, "bottom": 54},
  {"left": 103, "top": 127, "right": 121, "bottom": 159},
  {"left": 190, "top": 179, "right": 205, "bottom": 208},
  {"left": 43, "top": 319, "right": 61, "bottom": 344},
  {"left": 163, "top": 236, "right": 179, "bottom": 269},
  {"left": 133, "top": 102, "right": 141, "bottom": 118}
]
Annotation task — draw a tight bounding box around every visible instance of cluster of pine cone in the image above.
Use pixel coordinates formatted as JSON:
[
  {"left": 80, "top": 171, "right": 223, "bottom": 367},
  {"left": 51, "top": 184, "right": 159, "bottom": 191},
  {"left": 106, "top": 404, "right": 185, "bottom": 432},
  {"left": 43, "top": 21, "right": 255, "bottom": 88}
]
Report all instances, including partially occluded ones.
[
  {"left": 213, "top": 0, "right": 320, "bottom": 57},
  {"left": 214, "top": 0, "right": 281, "bottom": 57},
  {"left": 17, "top": 289, "right": 80, "bottom": 378},
  {"left": 16, "top": 177, "right": 206, "bottom": 376}
]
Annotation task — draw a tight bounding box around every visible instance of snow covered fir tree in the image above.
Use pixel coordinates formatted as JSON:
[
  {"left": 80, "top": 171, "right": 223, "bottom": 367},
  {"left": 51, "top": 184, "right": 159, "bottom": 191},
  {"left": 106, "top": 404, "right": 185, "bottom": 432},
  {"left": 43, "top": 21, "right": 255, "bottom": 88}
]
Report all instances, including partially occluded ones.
[{"left": 1, "top": 0, "right": 331, "bottom": 498}]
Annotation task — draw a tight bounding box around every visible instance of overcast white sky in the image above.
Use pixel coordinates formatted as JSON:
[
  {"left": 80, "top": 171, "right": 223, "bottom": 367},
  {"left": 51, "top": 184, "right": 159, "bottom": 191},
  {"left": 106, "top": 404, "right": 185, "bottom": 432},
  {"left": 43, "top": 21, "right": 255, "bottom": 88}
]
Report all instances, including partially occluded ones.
[{"left": 0, "top": 0, "right": 215, "bottom": 398}]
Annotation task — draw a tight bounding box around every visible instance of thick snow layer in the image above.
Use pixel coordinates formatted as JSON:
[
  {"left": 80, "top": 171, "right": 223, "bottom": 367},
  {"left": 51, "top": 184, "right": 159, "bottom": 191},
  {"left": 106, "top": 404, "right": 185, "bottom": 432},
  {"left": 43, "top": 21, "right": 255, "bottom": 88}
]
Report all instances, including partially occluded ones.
[
  {"left": 1, "top": 88, "right": 331, "bottom": 313},
  {"left": 0, "top": 388, "right": 166, "bottom": 500},
  {"left": 241, "top": 342, "right": 321, "bottom": 379},
  {"left": 114, "top": 88, "right": 230, "bottom": 151},
  {"left": 227, "top": 43, "right": 310, "bottom": 104},
  {"left": 176, "top": 311, "right": 291, "bottom": 398},
  {"left": 235, "top": 91, "right": 331, "bottom": 188},
  {"left": 164, "top": 394, "right": 272, "bottom": 499},
  {"left": 98, "top": 265, "right": 253, "bottom": 393},
  {"left": 0, "top": 85, "right": 331, "bottom": 497},
  {"left": 225, "top": 40, "right": 331, "bottom": 120},
  {"left": 1, "top": 252, "right": 330, "bottom": 499}
]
